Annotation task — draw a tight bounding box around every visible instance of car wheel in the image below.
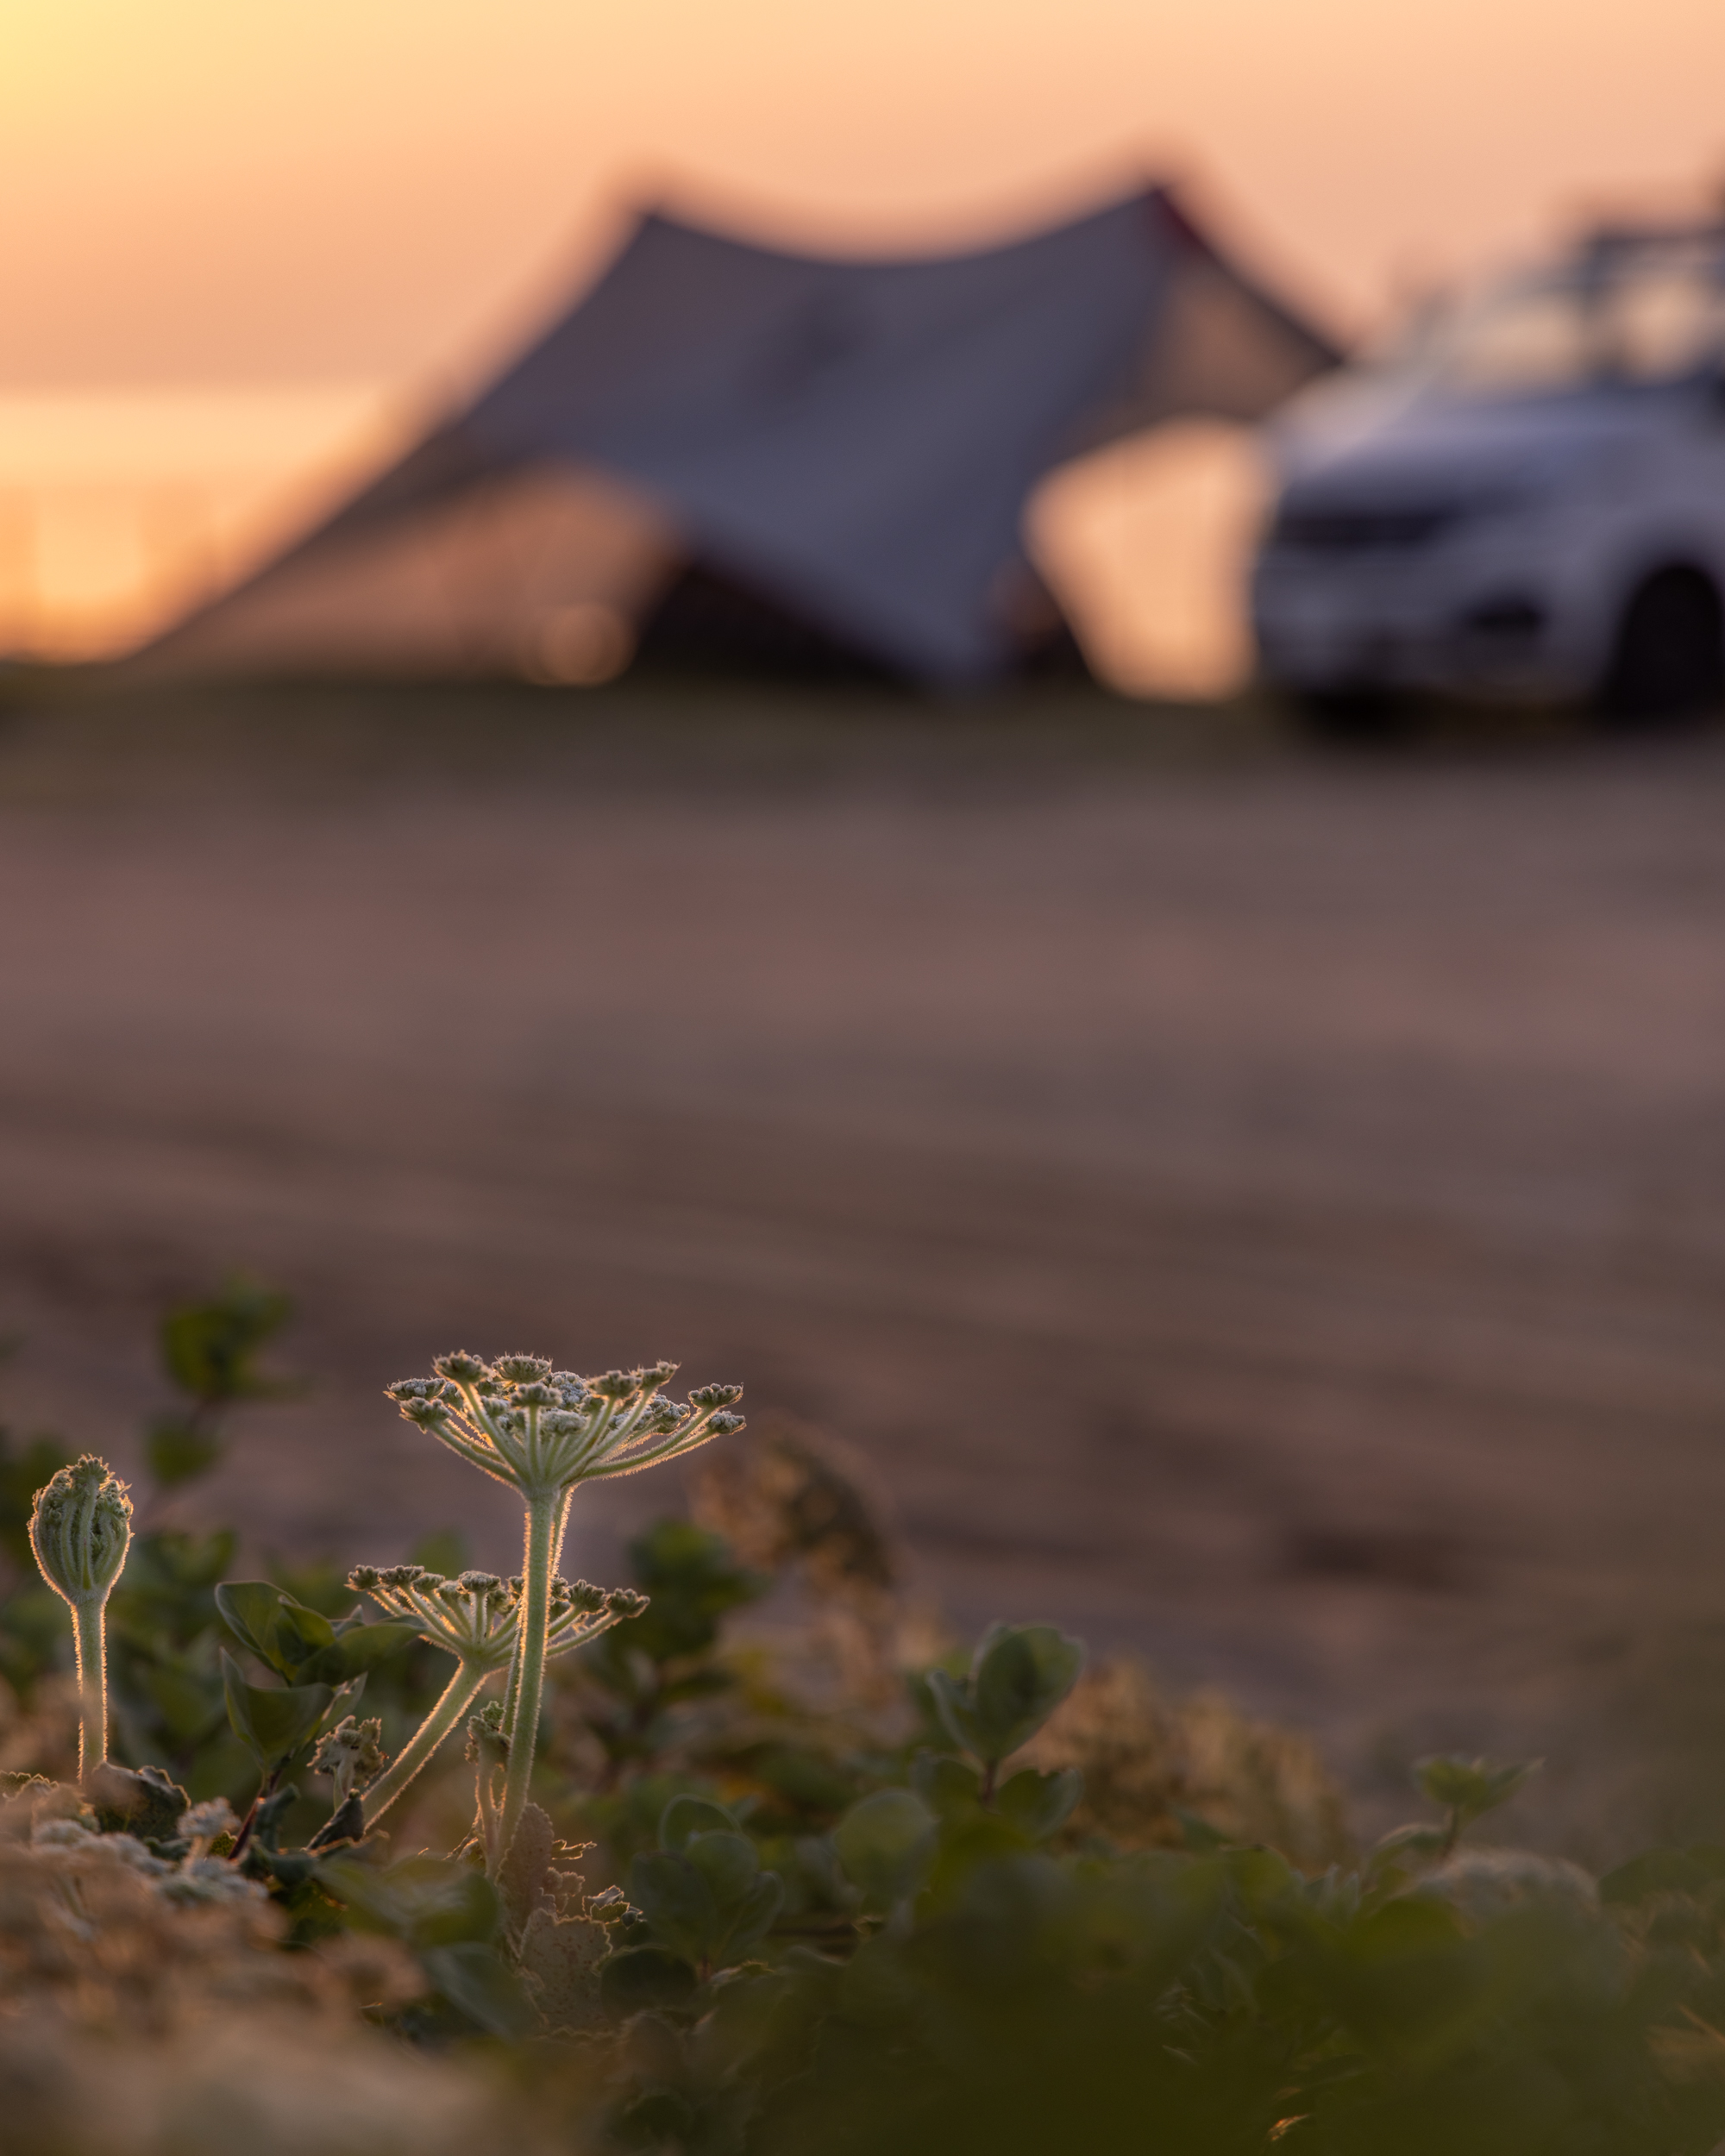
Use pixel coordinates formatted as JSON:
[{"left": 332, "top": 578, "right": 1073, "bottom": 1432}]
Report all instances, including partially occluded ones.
[{"left": 1601, "top": 567, "right": 1724, "bottom": 724}]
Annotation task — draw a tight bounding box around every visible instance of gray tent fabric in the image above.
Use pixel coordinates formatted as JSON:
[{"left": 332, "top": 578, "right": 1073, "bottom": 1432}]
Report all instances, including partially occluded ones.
[{"left": 147, "top": 184, "right": 1339, "bottom": 687}]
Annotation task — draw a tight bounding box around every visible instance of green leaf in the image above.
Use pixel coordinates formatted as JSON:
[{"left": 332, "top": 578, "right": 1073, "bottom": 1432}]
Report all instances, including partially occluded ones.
[
  {"left": 927, "top": 1625, "right": 1086, "bottom": 1768},
  {"left": 1599, "top": 1845, "right": 1725, "bottom": 1905},
  {"left": 683, "top": 1830, "right": 760, "bottom": 1908},
  {"left": 1369, "top": 1823, "right": 1451, "bottom": 1872},
  {"left": 142, "top": 1416, "right": 224, "bottom": 1489},
  {"left": 718, "top": 1871, "right": 784, "bottom": 1963},
  {"left": 1414, "top": 1754, "right": 1539, "bottom": 1826},
  {"left": 994, "top": 1766, "right": 1082, "bottom": 1841},
  {"left": 1316, "top": 1895, "right": 1479, "bottom": 2057},
  {"left": 317, "top": 1853, "right": 501, "bottom": 1948},
  {"left": 922, "top": 1812, "right": 1037, "bottom": 1908},
  {"left": 299, "top": 1618, "right": 421, "bottom": 1686},
  {"left": 909, "top": 1751, "right": 984, "bottom": 1821},
  {"left": 160, "top": 1275, "right": 294, "bottom": 1407},
  {"left": 660, "top": 1793, "right": 739, "bottom": 1852},
  {"left": 611, "top": 1520, "right": 769, "bottom": 1665},
  {"left": 139, "top": 1662, "right": 225, "bottom": 1748},
  {"left": 630, "top": 1848, "right": 718, "bottom": 1965},
  {"left": 1173, "top": 1806, "right": 1232, "bottom": 1854},
  {"left": 600, "top": 1945, "right": 699, "bottom": 2019},
  {"left": 970, "top": 1624, "right": 1085, "bottom": 1764},
  {"left": 216, "top": 1580, "right": 336, "bottom": 1679},
  {"left": 833, "top": 1788, "right": 938, "bottom": 1908},
  {"left": 420, "top": 1942, "right": 537, "bottom": 2039},
  {"left": 1225, "top": 1846, "right": 1302, "bottom": 1918},
  {"left": 220, "top": 1647, "right": 334, "bottom": 1771},
  {"left": 925, "top": 1668, "right": 986, "bottom": 1762},
  {"left": 273, "top": 1596, "right": 340, "bottom": 1663}
]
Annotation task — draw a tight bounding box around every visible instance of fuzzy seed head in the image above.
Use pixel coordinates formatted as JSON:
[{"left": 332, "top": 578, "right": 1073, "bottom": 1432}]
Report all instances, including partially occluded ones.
[{"left": 28, "top": 1456, "right": 133, "bottom": 1605}]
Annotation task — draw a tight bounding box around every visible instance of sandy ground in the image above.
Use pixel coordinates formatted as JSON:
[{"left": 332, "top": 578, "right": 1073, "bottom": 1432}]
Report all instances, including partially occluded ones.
[{"left": 3, "top": 675, "right": 1725, "bottom": 1851}]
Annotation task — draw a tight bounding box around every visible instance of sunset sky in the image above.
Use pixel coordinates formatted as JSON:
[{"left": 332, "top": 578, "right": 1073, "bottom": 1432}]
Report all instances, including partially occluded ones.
[
  {"left": 4, "top": 0, "right": 1724, "bottom": 667},
  {"left": 8, "top": 0, "right": 1724, "bottom": 387}
]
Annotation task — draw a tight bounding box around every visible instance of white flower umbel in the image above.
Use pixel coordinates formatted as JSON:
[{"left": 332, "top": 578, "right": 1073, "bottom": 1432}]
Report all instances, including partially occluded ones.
[
  {"left": 28, "top": 1456, "right": 133, "bottom": 1779},
  {"left": 386, "top": 1354, "right": 741, "bottom": 1873},
  {"left": 348, "top": 1563, "right": 645, "bottom": 1827}
]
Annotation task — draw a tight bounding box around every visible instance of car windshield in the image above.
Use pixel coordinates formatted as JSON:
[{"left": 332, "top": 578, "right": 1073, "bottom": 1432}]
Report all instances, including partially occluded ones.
[{"left": 1388, "top": 237, "right": 1725, "bottom": 400}]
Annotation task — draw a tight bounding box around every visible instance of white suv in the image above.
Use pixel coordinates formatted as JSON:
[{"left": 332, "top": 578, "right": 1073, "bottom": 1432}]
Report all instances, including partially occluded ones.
[{"left": 1251, "top": 222, "right": 1725, "bottom": 721}]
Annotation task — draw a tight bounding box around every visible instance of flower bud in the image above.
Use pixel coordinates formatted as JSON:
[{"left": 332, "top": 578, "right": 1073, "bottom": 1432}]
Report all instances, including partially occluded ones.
[
  {"left": 689, "top": 1383, "right": 743, "bottom": 1410},
  {"left": 433, "top": 1351, "right": 492, "bottom": 1384},
  {"left": 29, "top": 1456, "right": 133, "bottom": 1606},
  {"left": 466, "top": 1699, "right": 511, "bottom": 1766},
  {"left": 493, "top": 1353, "right": 553, "bottom": 1383},
  {"left": 312, "top": 1715, "right": 387, "bottom": 1805}
]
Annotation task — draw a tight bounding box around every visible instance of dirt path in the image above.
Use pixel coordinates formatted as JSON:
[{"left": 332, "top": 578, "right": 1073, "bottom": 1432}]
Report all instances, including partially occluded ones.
[{"left": 3, "top": 682, "right": 1725, "bottom": 1848}]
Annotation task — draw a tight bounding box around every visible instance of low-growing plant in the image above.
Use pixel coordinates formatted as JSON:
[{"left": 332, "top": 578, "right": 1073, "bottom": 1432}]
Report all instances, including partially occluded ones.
[
  {"left": 383, "top": 1354, "right": 743, "bottom": 1875},
  {"left": 9, "top": 1310, "right": 1725, "bottom": 2154}
]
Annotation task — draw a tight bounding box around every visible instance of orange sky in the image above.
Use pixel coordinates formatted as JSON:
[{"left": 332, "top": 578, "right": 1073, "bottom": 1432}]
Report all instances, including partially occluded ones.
[
  {"left": 4, "top": 0, "right": 1724, "bottom": 677},
  {"left": 5, "top": 0, "right": 1725, "bottom": 392}
]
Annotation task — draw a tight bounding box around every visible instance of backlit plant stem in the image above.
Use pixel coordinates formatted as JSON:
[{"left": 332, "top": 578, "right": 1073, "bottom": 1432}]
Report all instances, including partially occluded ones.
[
  {"left": 363, "top": 1659, "right": 492, "bottom": 1826},
  {"left": 69, "top": 1595, "right": 109, "bottom": 1777},
  {"left": 494, "top": 1486, "right": 568, "bottom": 1876},
  {"left": 28, "top": 1457, "right": 132, "bottom": 1786}
]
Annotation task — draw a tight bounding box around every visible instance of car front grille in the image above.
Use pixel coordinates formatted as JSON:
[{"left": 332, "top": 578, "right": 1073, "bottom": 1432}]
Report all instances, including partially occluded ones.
[{"left": 1271, "top": 505, "right": 1459, "bottom": 553}]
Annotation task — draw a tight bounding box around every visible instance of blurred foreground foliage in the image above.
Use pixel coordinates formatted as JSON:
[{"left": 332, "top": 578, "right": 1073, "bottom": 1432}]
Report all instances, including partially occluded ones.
[{"left": 4, "top": 1323, "right": 1725, "bottom": 2153}]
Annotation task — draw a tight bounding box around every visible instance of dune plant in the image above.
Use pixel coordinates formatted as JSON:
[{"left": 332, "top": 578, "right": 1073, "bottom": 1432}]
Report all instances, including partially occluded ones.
[
  {"left": 347, "top": 1564, "right": 645, "bottom": 1824},
  {"left": 386, "top": 1354, "right": 743, "bottom": 1872},
  {"left": 27, "top": 1455, "right": 133, "bottom": 1777}
]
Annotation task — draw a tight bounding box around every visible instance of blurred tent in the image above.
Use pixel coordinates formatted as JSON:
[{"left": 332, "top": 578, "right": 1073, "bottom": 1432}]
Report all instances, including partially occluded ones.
[{"left": 140, "top": 185, "right": 1340, "bottom": 690}]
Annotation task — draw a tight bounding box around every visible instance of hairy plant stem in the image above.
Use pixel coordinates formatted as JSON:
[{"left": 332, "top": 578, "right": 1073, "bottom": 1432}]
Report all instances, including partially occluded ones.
[
  {"left": 362, "top": 1659, "right": 492, "bottom": 1827},
  {"left": 70, "top": 1595, "right": 108, "bottom": 1780},
  {"left": 492, "top": 1486, "right": 568, "bottom": 1877}
]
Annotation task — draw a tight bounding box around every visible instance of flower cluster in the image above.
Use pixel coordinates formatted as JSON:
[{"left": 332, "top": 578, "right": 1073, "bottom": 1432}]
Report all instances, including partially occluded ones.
[
  {"left": 383, "top": 1351, "right": 743, "bottom": 1876},
  {"left": 386, "top": 1354, "right": 743, "bottom": 1501},
  {"left": 348, "top": 1564, "right": 647, "bottom": 1673}
]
